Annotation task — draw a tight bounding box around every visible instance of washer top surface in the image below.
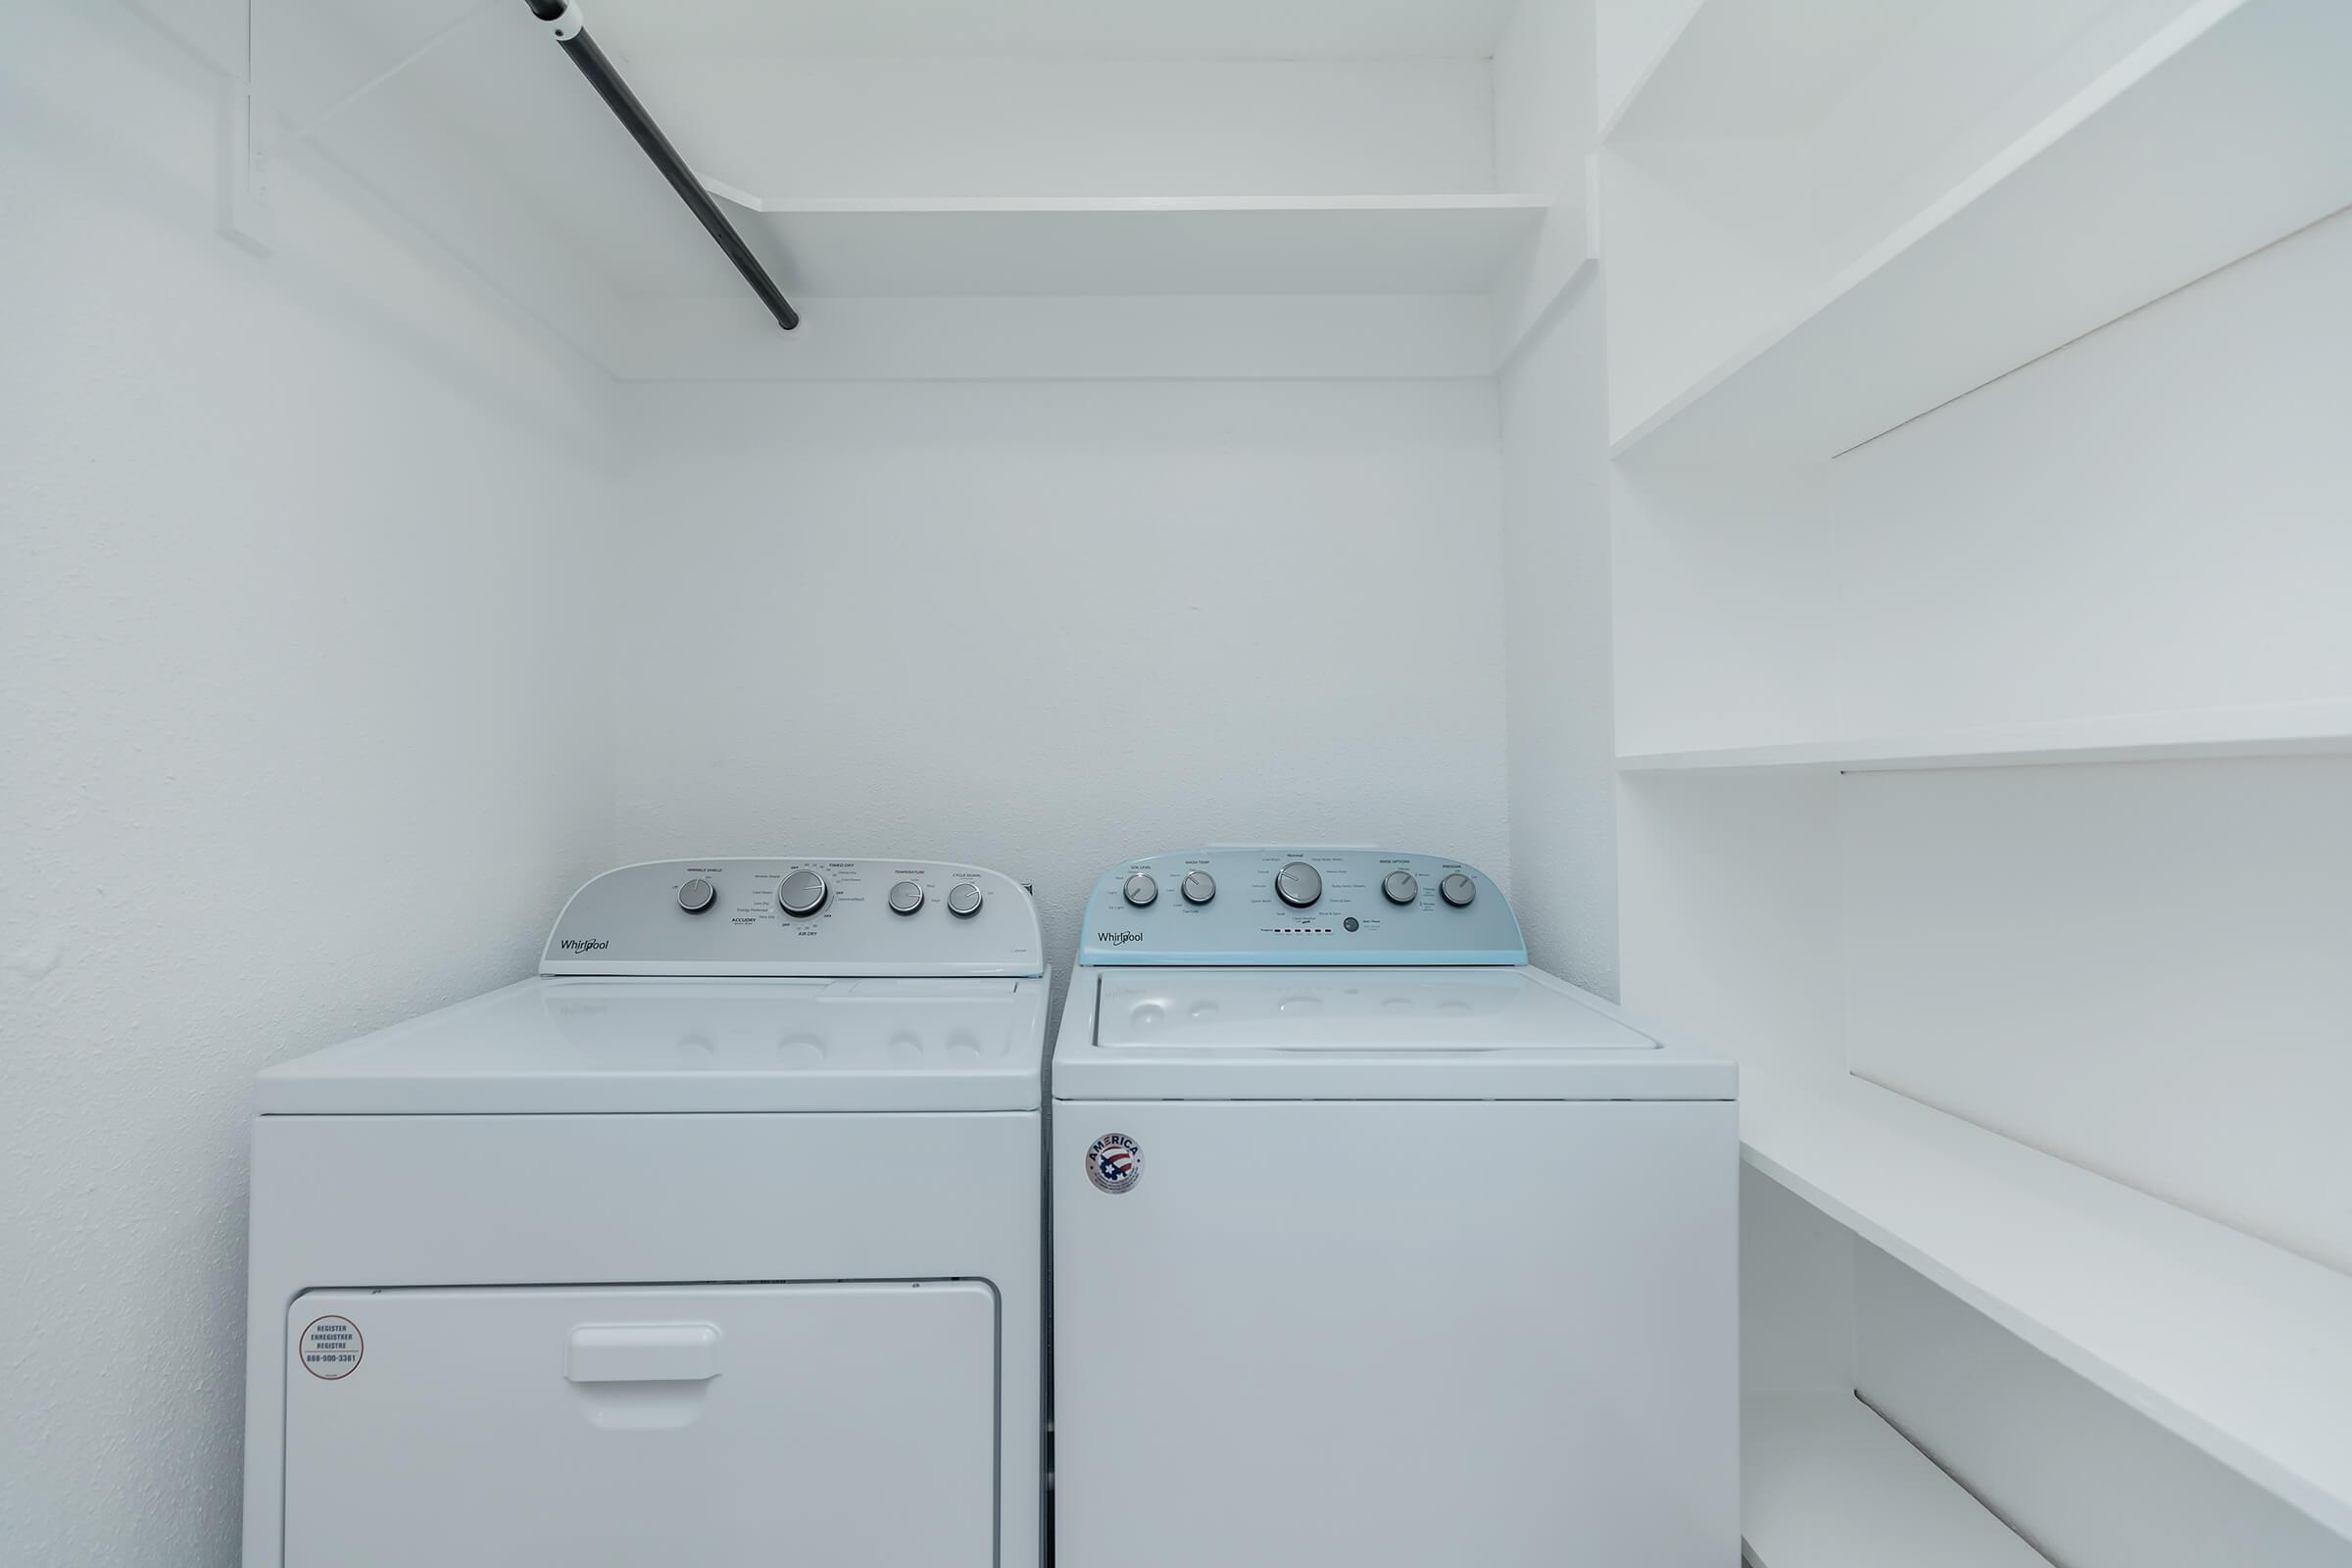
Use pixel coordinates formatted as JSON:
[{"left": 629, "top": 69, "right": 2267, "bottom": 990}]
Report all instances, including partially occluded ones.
[
  {"left": 1093, "top": 967, "right": 1651, "bottom": 1053},
  {"left": 260, "top": 858, "right": 1049, "bottom": 1114},
  {"left": 1057, "top": 965, "right": 1727, "bottom": 1101}
]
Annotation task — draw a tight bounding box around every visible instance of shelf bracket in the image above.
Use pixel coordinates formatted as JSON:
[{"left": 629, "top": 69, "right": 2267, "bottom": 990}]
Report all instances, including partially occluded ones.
[{"left": 521, "top": 0, "right": 800, "bottom": 331}]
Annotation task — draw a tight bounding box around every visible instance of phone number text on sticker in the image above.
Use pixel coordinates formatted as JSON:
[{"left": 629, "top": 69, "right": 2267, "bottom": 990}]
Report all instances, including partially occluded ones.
[{"left": 299, "top": 1314, "right": 364, "bottom": 1379}]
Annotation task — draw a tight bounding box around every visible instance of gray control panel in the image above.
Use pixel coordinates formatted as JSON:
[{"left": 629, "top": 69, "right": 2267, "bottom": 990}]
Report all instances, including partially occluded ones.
[
  {"left": 1078, "top": 848, "right": 1524, "bottom": 967},
  {"left": 540, "top": 858, "right": 1044, "bottom": 977}
]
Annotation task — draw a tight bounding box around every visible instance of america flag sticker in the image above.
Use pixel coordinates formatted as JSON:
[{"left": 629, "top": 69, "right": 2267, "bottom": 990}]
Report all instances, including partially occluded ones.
[{"left": 1086, "top": 1132, "right": 1144, "bottom": 1194}]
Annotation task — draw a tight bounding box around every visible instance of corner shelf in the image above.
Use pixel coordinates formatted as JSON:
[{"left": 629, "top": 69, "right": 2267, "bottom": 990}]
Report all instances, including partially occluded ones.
[
  {"left": 1610, "top": 0, "right": 2352, "bottom": 463},
  {"left": 702, "top": 188, "right": 1551, "bottom": 297},
  {"left": 1743, "top": 1393, "right": 2050, "bottom": 1568},
  {"left": 1616, "top": 700, "right": 2352, "bottom": 774},
  {"left": 1740, "top": 1070, "right": 2352, "bottom": 1541}
]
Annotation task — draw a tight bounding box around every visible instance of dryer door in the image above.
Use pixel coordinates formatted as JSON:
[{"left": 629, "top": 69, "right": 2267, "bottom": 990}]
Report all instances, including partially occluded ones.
[{"left": 283, "top": 1282, "right": 995, "bottom": 1566}]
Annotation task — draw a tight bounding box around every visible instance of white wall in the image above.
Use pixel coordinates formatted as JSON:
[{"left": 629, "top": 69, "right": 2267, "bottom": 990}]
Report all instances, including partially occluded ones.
[
  {"left": 1494, "top": 0, "right": 1617, "bottom": 996},
  {"left": 1498, "top": 283, "right": 1619, "bottom": 996},
  {"left": 0, "top": 6, "right": 617, "bottom": 1563},
  {"left": 612, "top": 378, "right": 1512, "bottom": 996}
]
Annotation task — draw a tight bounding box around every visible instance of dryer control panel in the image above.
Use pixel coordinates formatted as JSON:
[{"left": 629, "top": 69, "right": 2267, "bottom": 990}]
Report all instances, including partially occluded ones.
[
  {"left": 1078, "top": 849, "right": 1524, "bottom": 966},
  {"left": 541, "top": 859, "right": 1044, "bottom": 977}
]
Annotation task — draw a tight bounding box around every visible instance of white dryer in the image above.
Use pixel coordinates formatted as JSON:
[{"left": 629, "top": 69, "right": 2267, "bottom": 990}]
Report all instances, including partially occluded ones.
[
  {"left": 241, "top": 858, "right": 1047, "bottom": 1568},
  {"left": 1052, "top": 848, "right": 1738, "bottom": 1568}
]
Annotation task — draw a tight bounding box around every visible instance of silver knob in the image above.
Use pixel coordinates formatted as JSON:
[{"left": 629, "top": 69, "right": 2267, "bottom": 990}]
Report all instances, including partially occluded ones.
[
  {"left": 1440, "top": 872, "right": 1476, "bottom": 907},
  {"left": 678, "top": 877, "right": 716, "bottom": 913},
  {"left": 1181, "top": 870, "right": 1216, "bottom": 906},
  {"left": 888, "top": 879, "right": 925, "bottom": 915},
  {"left": 778, "top": 868, "right": 828, "bottom": 918},
  {"left": 1122, "top": 872, "right": 1158, "bottom": 907},
  {"left": 1382, "top": 870, "right": 1419, "bottom": 906},
  {"left": 1275, "top": 860, "right": 1322, "bottom": 908},
  {"left": 947, "top": 881, "right": 983, "bottom": 918}
]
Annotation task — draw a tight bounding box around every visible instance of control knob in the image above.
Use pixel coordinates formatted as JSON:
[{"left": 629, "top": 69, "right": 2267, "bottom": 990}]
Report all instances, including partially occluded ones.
[
  {"left": 1181, "top": 870, "right": 1216, "bottom": 906},
  {"left": 888, "top": 879, "right": 925, "bottom": 915},
  {"left": 1122, "top": 873, "right": 1158, "bottom": 907},
  {"left": 947, "top": 881, "right": 984, "bottom": 918},
  {"left": 1381, "top": 870, "right": 1419, "bottom": 906},
  {"left": 778, "top": 868, "right": 829, "bottom": 918},
  {"left": 1275, "top": 860, "right": 1322, "bottom": 908},
  {"left": 677, "top": 877, "right": 716, "bottom": 914},
  {"left": 1440, "top": 872, "right": 1477, "bottom": 907}
]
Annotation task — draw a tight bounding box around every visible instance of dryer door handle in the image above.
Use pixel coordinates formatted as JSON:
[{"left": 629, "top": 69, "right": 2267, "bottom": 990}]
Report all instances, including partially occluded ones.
[{"left": 565, "top": 1323, "right": 722, "bottom": 1383}]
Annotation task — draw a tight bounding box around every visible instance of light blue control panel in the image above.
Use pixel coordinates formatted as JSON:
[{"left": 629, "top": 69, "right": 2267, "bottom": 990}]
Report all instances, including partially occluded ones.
[{"left": 1077, "top": 848, "right": 1525, "bottom": 967}]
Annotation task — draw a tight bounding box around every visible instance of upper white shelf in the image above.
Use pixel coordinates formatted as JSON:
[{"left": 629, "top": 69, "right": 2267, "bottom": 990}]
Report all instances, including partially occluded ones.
[
  {"left": 703, "top": 189, "right": 1550, "bottom": 297},
  {"left": 1743, "top": 1393, "right": 2050, "bottom": 1568},
  {"left": 1611, "top": 0, "right": 2352, "bottom": 463},
  {"left": 1617, "top": 699, "right": 2352, "bottom": 775},
  {"left": 1740, "top": 1070, "right": 2352, "bottom": 1541}
]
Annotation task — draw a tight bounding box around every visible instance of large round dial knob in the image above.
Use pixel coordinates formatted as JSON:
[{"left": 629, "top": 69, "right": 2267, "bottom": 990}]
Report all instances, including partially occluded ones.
[
  {"left": 946, "top": 881, "right": 984, "bottom": 918},
  {"left": 1181, "top": 870, "right": 1216, "bottom": 906},
  {"left": 1122, "top": 872, "right": 1158, "bottom": 907},
  {"left": 778, "top": 868, "right": 828, "bottom": 918},
  {"left": 677, "top": 877, "right": 716, "bottom": 913},
  {"left": 888, "top": 879, "right": 925, "bottom": 915},
  {"left": 1275, "top": 860, "right": 1323, "bottom": 908},
  {"left": 1440, "top": 872, "right": 1477, "bottom": 907},
  {"left": 1381, "top": 870, "right": 1419, "bottom": 906}
]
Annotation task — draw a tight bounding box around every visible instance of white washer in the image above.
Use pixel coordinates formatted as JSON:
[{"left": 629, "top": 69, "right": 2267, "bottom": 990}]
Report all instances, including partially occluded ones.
[
  {"left": 241, "top": 858, "right": 1048, "bottom": 1568},
  {"left": 1052, "top": 848, "right": 1738, "bottom": 1568}
]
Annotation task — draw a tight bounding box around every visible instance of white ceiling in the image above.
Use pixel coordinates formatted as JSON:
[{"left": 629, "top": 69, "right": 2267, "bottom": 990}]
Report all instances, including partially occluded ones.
[{"left": 587, "top": 0, "right": 1521, "bottom": 60}]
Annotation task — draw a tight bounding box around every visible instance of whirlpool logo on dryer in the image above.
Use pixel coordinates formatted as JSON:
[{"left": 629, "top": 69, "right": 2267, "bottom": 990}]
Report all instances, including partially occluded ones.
[
  {"left": 558, "top": 938, "right": 609, "bottom": 953},
  {"left": 1096, "top": 930, "right": 1147, "bottom": 946}
]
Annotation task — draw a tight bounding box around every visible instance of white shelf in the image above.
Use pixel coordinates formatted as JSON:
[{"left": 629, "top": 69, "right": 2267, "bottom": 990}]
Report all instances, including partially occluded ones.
[
  {"left": 1743, "top": 1393, "right": 2049, "bottom": 1568},
  {"left": 1612, "top": 0, "right": 2352, "bottom": 462},
  {"left": 1617, "top": 700, "right": 2352, "bottom": 774},
  {"left": 1740, "top": 1070, "right": 2352, "bottom": 1540},
  {"left": 701, "top": 189, "right": 1550, "bottom": 297}
]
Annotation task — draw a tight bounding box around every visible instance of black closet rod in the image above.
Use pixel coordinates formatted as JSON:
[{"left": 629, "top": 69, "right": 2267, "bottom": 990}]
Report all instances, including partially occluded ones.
[{"left": 522, "top": 0, "right": 800, "bottom": 330}]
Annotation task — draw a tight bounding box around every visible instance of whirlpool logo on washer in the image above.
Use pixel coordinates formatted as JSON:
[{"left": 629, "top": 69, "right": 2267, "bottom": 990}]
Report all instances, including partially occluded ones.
[
  {"left": 1096, "top": 930, "right": 1147, "bottom": 946},
  {"left": 1086, "top": 1133, "right": 1144, "bottom": 1194},
  {"left": 558, "top": 937, "right": 609, "bottom": 953}
]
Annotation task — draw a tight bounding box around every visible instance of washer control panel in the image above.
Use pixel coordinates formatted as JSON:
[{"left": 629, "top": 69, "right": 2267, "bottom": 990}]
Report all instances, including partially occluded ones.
[
  {"left": 541, "top": 858, "right": 1043, "bottom": 977},
  {"left": 1078, "top": 848, "right": 1523, "bottom": 966}
]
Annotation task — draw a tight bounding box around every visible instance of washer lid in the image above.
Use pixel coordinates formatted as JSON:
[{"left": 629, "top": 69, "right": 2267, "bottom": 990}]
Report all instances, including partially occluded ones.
[
  {"left": 257, "top": 976, "right": 1049, "bottom": 1114},
  {"left": 1055, "top": 968, "right": 1733, "bottom": 1102}
]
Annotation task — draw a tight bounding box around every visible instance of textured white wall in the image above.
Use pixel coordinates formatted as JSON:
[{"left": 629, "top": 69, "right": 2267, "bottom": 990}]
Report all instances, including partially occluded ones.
[
  {"left": 612, "top": 379, "right": 1512, "bottom": 997},
  {"left": 0, "top": 7, "right": 616, "bottom": 1562}
]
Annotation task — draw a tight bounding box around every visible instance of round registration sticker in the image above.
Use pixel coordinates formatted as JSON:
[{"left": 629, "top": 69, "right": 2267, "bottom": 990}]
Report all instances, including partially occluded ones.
[
  {"left": 1086, "top": 1132, "right": 1144, "bottom": 1194},
  {"left": 299, "top": 1314, "right": 364, "bottom": 1379}
]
